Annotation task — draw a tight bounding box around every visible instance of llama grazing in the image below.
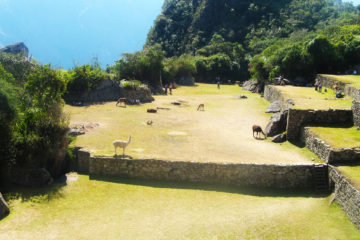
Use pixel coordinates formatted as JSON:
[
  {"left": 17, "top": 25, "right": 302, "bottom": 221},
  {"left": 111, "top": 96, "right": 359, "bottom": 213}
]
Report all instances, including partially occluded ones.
[
  {"left": 113, "top": 136, "right": 132, "bottom": 157},
  {"left": 252, "top": 125, "right": 266, "bottom": 139},
  {"left": 197, "top": 104, "right": 205, "bottom": 111},
  {"left": 116, "top": 98, "right": 126, "bottom": 107}
]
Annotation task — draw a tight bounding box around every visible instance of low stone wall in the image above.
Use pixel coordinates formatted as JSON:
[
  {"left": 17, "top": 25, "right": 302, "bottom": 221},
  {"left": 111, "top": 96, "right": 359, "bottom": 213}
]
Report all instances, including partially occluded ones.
[
  {"left": 301, "top": 128, "right": 360, "bottom": 164},
  {"left": 287, "top": 109, "right": 353, "bottom": 140},
  {"left": 329, "top": 166, "right": 360, "bottom": 229},
  {"left": 353, "top": 101, "right": 360, "bottom": 127},
  {"left": 88, "top": 156, "right": 318, "bottom": 189}
]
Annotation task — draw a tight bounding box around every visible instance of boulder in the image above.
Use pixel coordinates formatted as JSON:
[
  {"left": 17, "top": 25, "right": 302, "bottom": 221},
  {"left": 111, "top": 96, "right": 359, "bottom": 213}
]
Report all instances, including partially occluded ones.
[
  {"left": 265, "top": 110, "right": 288, "bottom": 137},
  {"left": 69, "top": 128, "right": 85, "bottom": 137},
  {"left": 271, "top": 134, "right": 287, "bottom": 143},
  {"left": 242, "top": 80, "right": 258, "bottom": 91},
  {"left": 0, "top": 42, "right": 29, "bottom": 57},
  {"left": 11, "top": 168, "right": 53, "bottom": 187},
  {"left": 266, "top": 100, "right": 282, "bottom": 113},
  {"left": 237, "top": 94, "right": 248, "bottom": 99},
  {"left": 177, "top": 76, "right": 195, "bottom": 86},
  {"left": 0, "top": 193, "right": 9, "bottom": 219}
]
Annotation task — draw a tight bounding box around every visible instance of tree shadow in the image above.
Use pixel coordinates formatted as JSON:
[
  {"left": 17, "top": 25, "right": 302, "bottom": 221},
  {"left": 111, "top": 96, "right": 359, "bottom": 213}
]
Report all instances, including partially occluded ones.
[
  {"left": 3, "top": 178, "right": 67, "bottom": 203},
  {"left": 89, "top": 175, "right": 329, "bottom": 198}
]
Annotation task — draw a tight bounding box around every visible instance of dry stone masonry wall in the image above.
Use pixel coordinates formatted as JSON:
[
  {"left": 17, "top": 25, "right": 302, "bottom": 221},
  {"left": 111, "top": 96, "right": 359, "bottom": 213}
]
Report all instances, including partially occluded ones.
[
  {"left": 80, "top": 155, "right": 319, "bottom": 189},
  {"left": 287, "top": 109, "right": 353, "bottom": 140},
  {"left": 353, "top": 101, "right": 360, "bottom": 127},
  {"left": 301, "top": 128, "right": 360, "bottom": 164},
  {"left": 329, "top": 166, "right": 360, "bottom": 229}
]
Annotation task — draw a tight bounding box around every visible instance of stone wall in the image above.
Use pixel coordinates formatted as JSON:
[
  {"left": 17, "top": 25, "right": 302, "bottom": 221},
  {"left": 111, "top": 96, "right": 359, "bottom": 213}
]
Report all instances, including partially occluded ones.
[
  {"left": 329, "top": 166, "right": 360, "bottom": 229},
  {"left": 301, "top": 128, "right": 360, "bottom": 164},
  {"left": 64, "top": 79, "right": 154, "bottom": 104},
  {"left": 88, "top": 156, "right": 318, "bottom": 189},
  {"left": 78, "top": 149, "right": 90, "bottom": 174},
  {"left": 317, "top": 74, "right": 360, "bottom": 101},
  {"left": 287, "top": 109, "right": 353, "bottom": 140},
  {"left": 353, "top": 101, "right": 360, "bottom": 127}
]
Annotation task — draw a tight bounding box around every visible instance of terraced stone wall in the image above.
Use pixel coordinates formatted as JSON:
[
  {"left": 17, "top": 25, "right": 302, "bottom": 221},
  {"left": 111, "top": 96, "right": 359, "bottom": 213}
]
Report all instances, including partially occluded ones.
[
  {"left": 353, "top": 101, "right": 360, "bottom": 127},
  {"left": 287, "top": 109, "right": 353, "bottom": 140},
  {"left": 88, "top": 156, "right": 317, "bottom": 190},
  {"left": 317, "top": 74, "right": 360, "bottom": 101},
  {"left": 301, "top": 128, "right": 360, "bottom": 164},
  {"left": 329, "top": 166, "right": 360, "bottom": 229}
]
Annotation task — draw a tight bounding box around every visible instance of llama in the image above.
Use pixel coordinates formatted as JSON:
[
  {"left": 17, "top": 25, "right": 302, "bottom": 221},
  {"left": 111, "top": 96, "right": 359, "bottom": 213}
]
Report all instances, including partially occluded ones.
[
  {"left": 252, "top": 125, "right": 266, "bottom": 139},
  {"left": 116, "top": 98, "right": 126, "bottom": 107},
  {"left": 197, "top": 104, "right": 205, "bottom": 111},
  {"left": 113, "top": 136, "right": 132, "bottom": 157}
]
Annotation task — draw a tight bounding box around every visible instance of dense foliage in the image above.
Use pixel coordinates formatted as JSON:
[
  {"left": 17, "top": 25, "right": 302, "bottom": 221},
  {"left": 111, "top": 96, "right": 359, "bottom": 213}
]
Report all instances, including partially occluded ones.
[
  {"left": 0, "top": 55, "right": 68, "bottom": 183},
  {"left": 114, "top": 44, "right": 165, "bottom": 88},
  {"left": 66, "top": 64, "right": 108, "bottom": 95},
  {"left": 146, "top": 0, "right": 360, "bottom": 84}
]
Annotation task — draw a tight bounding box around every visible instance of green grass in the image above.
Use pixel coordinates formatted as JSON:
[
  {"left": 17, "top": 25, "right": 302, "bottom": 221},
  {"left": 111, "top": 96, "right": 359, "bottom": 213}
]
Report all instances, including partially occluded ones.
[
  {"left": 308, "top": 126, "right": 360, "bottom": 150},
  {"left": 321, "top": 74, "right": 360, "bottom": 88},
  {"left": 1, "top": 174, "right": 359, "bottom": 240},
  {"left": 274, "top": 86, "right": 353, "bottom": 110},
  {"left": 337, "top": 165, "right": 360, "bottom": 189}
]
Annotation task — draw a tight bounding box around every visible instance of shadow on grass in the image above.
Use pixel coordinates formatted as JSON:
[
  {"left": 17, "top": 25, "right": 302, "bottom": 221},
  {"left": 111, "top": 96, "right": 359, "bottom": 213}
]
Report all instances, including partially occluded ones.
[
  {"left": 3, "top": 176, "right": 68, "bottom": 203},
  {"left": 90, "top": 175, "right": 330, "bottom": 199}
]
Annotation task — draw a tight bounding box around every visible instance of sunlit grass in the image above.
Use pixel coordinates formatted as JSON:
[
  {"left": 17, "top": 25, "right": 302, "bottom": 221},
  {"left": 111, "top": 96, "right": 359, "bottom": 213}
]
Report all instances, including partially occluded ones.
[
  {"left": 321, "top": 74, "right": 360, "bottom": 88},
  {"left": 64, "top": 83, "right": 317, "bottom": 164},
  {"left": 1, "top": 174, "right": 359, "bottom": 240},
  {"left": 337, "top": 165, "right": 360, "bottom": 189},
  {"left": 308, "top": 126, "right": 360, "bottom": 150},
  {"left": 274, "top": 86, "right": 353, "bottom": 110}
]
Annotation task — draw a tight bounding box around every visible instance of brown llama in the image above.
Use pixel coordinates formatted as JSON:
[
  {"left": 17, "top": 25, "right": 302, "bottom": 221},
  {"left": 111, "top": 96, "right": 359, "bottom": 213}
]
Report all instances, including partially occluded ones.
[
  {"left": 116, "top": 98, "right": 126, "bottom": 107},
  {"left": 197, "top": 104, "right": 205, "bottom": 111},
  {"left": 252, "top": 125, "right": 266, "bottom": 139}
]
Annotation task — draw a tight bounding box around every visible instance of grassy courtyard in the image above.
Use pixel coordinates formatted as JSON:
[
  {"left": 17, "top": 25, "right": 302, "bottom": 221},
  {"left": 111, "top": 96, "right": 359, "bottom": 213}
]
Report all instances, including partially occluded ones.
[
  {"left": 1, "top": 174, "right": 360, "bottom": 240},
  {"left": 65, "top": 84, "right": 319, "bottom": 164},
  {"left": 273, "top": 86, "right": 353, "bottom": 110}
]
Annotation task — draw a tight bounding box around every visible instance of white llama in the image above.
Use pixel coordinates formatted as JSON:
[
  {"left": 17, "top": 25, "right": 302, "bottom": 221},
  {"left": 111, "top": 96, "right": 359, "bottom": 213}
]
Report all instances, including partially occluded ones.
[{"left": 113, "top": 136, "right": 132, "bottom": 157}]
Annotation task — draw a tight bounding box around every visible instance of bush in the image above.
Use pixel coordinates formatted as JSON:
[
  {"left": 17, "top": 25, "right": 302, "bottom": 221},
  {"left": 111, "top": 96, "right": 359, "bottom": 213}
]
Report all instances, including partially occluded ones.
[{"left": 120, "top": 80, "right": 143, "bottom": 90}]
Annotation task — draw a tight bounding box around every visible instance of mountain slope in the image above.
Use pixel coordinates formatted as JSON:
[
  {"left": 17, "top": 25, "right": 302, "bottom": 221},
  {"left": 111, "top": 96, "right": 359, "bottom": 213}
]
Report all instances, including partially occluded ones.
[{"left": 146, "top": 0, "right": 359, "bottom": 57}]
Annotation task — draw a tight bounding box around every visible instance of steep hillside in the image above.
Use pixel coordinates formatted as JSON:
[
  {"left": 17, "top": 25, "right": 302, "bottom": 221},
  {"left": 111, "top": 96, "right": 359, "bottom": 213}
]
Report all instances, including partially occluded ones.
[{"left": 146, "top": 0, "right": 359, "bottom": 57}]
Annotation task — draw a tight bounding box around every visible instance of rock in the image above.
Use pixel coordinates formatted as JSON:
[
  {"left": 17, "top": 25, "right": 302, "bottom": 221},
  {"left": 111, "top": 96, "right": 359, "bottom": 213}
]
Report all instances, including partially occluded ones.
[
  {"left": 271, "top": 134, "right": 287, "bottom": 143},
  {"left": 11, "top": 168, "right": 53, "bottom": 187},
  {"left": 286, "top": 99, "right": 295, "bottom": 108},
  {"left": 266, "top": 100, "right": 282, "bottom": 113},
  {"left": 171, "top": 102, "right": 181, "bottom": 105},
  {"left": 237, "top": 94, "right": 248, "bottom": 99},
  {"left": 242, "top": 80, "right": 258, "bottom": 91},
  {"left": 69, "top": 128, "right": 85, "bottom": 137},
  {"left": 147, "top": 108, "right": 157, "bottom": 113},
  {"left": 0, "top": 42, "right": 29, "bottom": 57},
  {"left": 177, "top": 76, "right": 195, "bottom": 86},
  {"left": 265, "top": 110, "right": 288, "bottom": 137},
  {"left": 0, "top": 193, "right": 9, "bottom": 220}
]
